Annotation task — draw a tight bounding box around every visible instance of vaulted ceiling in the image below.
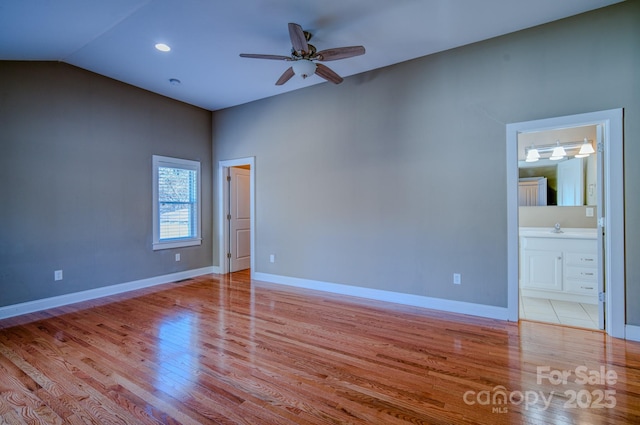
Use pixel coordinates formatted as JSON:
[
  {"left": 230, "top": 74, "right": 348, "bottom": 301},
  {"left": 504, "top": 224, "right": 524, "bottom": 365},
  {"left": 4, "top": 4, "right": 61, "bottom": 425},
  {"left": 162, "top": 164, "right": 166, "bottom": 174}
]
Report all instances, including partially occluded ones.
[{"left": 0, "top": 0, "right": 623, "bottom": 111}]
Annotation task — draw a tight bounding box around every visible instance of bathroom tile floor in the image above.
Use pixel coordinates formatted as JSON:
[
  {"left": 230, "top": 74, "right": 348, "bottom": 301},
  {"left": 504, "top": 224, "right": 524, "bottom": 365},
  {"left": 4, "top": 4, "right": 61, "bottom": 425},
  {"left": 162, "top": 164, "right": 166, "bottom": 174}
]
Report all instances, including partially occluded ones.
[{"left": 519, "top": 296, "right": 599, "bottom": 330}]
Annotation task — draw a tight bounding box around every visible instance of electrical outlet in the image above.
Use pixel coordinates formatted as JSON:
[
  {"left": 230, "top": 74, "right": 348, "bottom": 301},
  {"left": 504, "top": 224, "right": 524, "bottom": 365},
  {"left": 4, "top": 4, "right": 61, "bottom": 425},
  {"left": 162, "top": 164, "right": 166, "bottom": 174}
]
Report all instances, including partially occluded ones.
[
  {"left": 54, "top": 270, "right": 63, "bottom": 281},
  {"left": 269, "top": 254, "right": 275, "bottom": 263},
  {"left": 586, "top": 207, "right": 594, "bottom": 217},
  {"left": 175, "top": 253, "right": 181, "bottom": 262},
  {"left": 453, "top": 273, "right": 461, "bottom": 285}
]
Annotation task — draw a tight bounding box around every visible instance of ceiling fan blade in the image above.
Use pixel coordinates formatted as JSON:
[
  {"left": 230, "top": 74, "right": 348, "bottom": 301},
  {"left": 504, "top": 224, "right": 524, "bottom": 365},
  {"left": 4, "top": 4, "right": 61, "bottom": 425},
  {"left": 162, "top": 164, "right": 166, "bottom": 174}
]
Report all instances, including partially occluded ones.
[
  {"left": 316, "top": 46, "right": 365, "bottom": 61},
  {"left": 275, "top": 67, "right": 295, "bottom": 86},
  {"left": 240, "top": 53, "right": 291, "bottom": 61},
  {"left": 288, "top": 23, "right": 308, "bottom": 53},
  {"left": 315, "top": 63, "right": 343, "bottom": 84}
]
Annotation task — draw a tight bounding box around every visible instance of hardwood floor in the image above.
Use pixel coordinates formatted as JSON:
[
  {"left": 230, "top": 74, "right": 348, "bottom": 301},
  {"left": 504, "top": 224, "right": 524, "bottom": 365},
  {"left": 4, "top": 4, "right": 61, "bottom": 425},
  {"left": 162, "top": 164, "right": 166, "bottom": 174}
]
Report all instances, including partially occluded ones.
[{"left": 1, "top": 271, "right": 639, "bottom": 424}]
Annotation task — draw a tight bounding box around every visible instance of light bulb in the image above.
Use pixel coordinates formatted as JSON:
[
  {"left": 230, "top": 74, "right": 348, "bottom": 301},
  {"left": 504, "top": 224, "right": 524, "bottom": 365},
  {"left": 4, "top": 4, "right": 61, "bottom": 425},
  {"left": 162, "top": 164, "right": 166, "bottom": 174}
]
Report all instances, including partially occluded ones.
[
  {"left": 575, "top": 138, "right": 595, "bottom": 158},
  {"left": 550, "top": 141, "right": 566, "bottom": 160},
  {"left": 525, "top": 148, "right": 540, "bottom": 162}
]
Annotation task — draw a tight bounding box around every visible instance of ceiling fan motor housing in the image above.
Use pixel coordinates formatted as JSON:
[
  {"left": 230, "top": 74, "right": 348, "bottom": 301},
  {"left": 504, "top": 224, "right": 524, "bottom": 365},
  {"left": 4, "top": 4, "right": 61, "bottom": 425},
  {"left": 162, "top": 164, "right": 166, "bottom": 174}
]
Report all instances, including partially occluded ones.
[{"left": 292, "top": 43, "right": 317, "bottom": 59}]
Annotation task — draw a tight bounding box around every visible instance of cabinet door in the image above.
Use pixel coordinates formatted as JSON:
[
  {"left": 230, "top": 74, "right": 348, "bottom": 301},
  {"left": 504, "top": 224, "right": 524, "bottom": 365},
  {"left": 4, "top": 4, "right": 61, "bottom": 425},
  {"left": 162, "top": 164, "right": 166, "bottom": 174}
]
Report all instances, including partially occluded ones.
[{"left": 522, "top": 250, "right": 563, "bottom": 291}]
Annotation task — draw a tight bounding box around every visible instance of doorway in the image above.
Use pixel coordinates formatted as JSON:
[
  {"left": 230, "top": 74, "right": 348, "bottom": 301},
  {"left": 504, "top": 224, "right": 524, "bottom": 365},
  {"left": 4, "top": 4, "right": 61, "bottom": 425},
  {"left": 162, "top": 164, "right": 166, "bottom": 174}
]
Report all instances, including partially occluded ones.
[
  {"left": 218, "top": 157, "right": 255, "bottom": 276},
  {"left": 517, "top": 124, "right": 601, "bottom": 329},
  {"left": 506, "top": 109, "right": 625, "bottom": 338}
]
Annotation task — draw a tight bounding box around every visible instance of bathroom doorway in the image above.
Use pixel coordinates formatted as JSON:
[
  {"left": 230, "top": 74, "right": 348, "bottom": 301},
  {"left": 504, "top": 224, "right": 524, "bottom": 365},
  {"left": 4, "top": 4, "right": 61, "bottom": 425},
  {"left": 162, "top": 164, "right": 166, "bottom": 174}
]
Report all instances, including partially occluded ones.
[
  {"left": 506, "top": 109, "right": 625, "bottom": 338},
  {"left": 517, "top": 125, "right": 601, "bottom": 329}
]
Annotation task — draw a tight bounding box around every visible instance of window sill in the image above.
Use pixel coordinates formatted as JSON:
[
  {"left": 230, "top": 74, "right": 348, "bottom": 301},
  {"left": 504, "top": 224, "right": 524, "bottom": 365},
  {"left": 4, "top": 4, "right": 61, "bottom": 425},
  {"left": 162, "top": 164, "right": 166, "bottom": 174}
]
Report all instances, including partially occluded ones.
[{"left": 153, "top": 238, "right": 202, "bottom": 251}]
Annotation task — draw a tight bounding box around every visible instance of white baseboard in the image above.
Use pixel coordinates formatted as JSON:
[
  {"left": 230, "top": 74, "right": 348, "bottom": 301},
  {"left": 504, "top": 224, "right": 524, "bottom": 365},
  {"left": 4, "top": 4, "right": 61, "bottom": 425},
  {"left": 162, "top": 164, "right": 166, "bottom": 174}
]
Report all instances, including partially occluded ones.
[
  {"left": 625, "top": 325, "right": 640, "bottom": 342},
  {"left": 0, "top": 267, "right": 217, "bottom": 320},
  {"left": 7, "top": 268, "right": 633, "bottom": 341},
  {"left": 253, "top": 272, "right": 510, "bottom": 321}
]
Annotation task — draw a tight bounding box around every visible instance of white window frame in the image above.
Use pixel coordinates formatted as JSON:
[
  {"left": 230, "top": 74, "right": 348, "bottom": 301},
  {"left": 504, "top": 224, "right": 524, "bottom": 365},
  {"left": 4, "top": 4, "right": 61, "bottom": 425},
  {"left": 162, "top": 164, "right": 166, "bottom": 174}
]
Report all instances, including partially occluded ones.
[{"left": 152, "top": 155, "right": 202, "bottom": 250}]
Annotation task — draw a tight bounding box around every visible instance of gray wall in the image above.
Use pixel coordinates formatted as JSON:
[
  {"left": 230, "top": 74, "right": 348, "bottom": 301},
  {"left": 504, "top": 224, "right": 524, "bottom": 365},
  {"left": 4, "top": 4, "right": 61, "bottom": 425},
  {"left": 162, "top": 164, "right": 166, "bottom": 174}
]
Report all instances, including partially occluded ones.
[
  {"left": 213, "top": 2, "right": 639, "bottom": 323},
  {"left": 0, "top": 62, "right": 213, "bottom": 307}
]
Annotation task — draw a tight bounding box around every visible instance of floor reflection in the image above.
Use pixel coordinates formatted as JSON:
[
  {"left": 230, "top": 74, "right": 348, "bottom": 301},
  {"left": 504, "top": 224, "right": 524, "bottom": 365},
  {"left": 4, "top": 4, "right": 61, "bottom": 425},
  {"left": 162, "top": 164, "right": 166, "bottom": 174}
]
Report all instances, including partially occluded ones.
[
  {"left": 156, "top": 313, "right": 199, "bottom": 397},
  {"left": 515, "top": 321, "right": 626, "bottom": 422},
  {"left": 219, "top": 269, "right": 257, "bottom": 365}
]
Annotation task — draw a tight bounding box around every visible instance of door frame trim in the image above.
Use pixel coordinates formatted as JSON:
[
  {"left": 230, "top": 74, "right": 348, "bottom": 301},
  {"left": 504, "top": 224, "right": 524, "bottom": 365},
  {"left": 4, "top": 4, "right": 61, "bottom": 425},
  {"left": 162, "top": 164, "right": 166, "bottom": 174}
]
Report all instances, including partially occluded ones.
[
  {"left": 506, "top": 109, "right": 624, "bottom": 338},
  {"left": 217, "top": 157, "right": 255, "bottom": 276}
]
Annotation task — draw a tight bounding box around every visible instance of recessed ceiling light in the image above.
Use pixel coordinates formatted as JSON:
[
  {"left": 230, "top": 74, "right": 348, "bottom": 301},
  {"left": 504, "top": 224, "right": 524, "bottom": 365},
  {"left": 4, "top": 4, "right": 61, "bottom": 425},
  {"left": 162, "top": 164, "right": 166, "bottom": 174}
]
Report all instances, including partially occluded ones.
[{"left": 155, "top": 43, "right": 171, "bottom": 52}]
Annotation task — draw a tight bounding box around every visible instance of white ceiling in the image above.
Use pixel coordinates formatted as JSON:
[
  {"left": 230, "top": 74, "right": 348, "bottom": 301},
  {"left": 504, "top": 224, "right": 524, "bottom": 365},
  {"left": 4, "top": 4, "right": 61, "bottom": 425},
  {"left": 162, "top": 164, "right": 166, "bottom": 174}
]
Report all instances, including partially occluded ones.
[{"left": 0, "top": 0, "right": 623, "bottom": 111}]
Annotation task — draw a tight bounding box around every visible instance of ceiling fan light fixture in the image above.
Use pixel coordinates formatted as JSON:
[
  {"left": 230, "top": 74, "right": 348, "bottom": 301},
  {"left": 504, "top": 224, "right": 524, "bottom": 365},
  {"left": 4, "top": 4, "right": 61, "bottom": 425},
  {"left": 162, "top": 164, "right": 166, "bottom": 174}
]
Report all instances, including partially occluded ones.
[
  {"left": 291, "top": 59, "right": 316, "bottom": 79},
  {"left": 239, "top": 23, "right": 364, "bottom": 86}
]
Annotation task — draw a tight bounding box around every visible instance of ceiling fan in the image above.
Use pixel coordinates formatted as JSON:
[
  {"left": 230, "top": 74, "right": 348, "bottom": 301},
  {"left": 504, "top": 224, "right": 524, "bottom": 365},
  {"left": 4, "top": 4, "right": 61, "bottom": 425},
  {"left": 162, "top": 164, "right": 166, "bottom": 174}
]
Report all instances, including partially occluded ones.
[{"left": 240, "top": 23, "right": 365, "bottom": 85}]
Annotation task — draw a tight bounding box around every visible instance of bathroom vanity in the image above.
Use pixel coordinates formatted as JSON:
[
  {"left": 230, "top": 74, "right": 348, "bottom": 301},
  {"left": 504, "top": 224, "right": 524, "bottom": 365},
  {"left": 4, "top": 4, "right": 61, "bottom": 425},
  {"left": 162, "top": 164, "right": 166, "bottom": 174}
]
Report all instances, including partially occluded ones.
[{"left": 519, "top": 227, "right": 598, "bottom": 304}]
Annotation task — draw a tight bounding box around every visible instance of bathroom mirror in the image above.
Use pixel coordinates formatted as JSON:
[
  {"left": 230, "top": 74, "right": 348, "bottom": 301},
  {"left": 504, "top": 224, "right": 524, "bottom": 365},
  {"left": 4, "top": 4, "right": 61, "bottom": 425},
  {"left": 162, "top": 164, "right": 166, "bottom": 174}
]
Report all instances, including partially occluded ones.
[{"left": 517, "top": 125, "right": 597, "bottom": 206}]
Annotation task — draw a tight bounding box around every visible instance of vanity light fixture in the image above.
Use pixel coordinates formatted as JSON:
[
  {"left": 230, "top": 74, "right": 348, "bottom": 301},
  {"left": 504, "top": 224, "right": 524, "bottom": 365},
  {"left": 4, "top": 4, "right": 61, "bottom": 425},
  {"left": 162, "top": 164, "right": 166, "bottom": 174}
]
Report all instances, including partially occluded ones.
[
  {"left": 574, "top": 137, "right": 595, "bottom": 158},
  {"left": 521, "top": 138, "right": 595, "bottom": 162},
  {"left": 525, "top": 146, "right": 540, "bottom": 162},
  {"left": 549, "top": 141, "right": 566, "bottom": 161}
]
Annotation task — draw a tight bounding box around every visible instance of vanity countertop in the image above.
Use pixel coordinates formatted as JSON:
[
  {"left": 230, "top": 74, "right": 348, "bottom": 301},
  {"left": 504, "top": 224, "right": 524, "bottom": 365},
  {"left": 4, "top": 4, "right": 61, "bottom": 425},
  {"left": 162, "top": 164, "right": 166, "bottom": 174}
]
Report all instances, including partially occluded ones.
[{"left": 519, "top": 227, "right": 597, "bottom": 240}]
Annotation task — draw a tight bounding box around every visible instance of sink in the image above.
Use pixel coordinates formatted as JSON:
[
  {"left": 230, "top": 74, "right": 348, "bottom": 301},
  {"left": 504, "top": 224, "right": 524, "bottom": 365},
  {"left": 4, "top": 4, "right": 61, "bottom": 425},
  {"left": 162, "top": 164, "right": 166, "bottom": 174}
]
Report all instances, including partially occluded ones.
[{"left": 519, "top": 227, "right": 597, "bottom": 240}]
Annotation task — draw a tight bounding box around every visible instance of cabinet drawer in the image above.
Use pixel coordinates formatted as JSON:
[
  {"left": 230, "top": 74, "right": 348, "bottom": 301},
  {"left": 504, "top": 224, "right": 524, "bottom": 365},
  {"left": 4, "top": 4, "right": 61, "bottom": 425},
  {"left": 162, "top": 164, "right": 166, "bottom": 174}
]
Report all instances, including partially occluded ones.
[
  {"left": 565, "top": 266, "right": 597, "bottom": 281},
  {"left": 565, "top": 252, "right": 598, "bottom": 267},
  {"left": 564, "top": 279, "right": 598, "bottom": 295}
]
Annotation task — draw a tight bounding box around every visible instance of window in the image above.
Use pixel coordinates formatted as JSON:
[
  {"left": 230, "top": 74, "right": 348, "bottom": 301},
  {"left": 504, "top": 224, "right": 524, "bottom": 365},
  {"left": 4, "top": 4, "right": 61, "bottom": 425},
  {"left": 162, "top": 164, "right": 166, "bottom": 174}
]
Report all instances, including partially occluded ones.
[{"left": 152, "top": 155, "right": 201, "bottom": 250}]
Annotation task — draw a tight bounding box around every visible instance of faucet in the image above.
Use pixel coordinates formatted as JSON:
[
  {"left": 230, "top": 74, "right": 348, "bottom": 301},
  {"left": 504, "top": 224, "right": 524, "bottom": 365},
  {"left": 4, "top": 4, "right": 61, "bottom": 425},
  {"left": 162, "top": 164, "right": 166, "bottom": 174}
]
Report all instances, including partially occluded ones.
[{"left": 552, "top": 222, "right": 563, "bottom": 233}]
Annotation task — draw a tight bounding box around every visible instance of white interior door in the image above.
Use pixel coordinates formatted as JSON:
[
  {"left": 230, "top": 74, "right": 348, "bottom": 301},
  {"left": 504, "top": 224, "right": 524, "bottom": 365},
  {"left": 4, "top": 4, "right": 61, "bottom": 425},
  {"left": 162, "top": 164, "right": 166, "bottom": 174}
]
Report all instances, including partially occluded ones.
[
  {"left": 596, "top": 125, "right": 605, "bottom": 330},
  {"left": 557, "top": 158, "right": 584, "bottom": 206},
  {"left": 229, "top": 167, "right": 251, "bottom": 272}
]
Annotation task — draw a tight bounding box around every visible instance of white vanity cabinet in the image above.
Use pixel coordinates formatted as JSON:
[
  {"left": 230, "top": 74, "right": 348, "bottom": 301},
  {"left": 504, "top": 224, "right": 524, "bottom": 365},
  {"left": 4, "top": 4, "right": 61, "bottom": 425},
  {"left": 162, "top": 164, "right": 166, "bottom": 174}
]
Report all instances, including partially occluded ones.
[{"left": 520, "top": 229, "right": 598, "bottom": 304}]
